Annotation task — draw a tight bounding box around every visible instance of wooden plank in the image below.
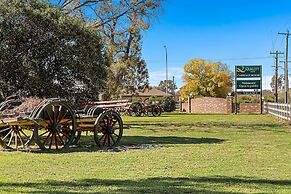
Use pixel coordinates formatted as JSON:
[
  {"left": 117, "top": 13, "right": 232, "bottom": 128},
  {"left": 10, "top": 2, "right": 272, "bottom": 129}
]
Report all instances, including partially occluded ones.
[
  {"left": 76, "top": 118, "right": 96, "bottom": 123},
  {"left": 96, "top": 103, "right": 129, "bottom": 108},
  {"left": 0, "top": 119, "right": 35, "bottom": 127},
  {"left": 78, "top": 124, "right": 95, "bottom": 128},
  {"left": 94, "top": 99, "right": 129, "bottom": 105}
]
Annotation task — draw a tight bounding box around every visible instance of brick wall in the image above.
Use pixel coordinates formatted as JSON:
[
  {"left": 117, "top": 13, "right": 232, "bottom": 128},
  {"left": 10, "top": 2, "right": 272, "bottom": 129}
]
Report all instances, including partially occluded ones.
[
  {"left": 239, "top": 103, "right": 261, "bottom": 113},
  {"left": 189, "top": 97, "right": 230, "bottom": 113},
  {"left": 181, "top": 101, "right": 189, "bottom": 112},
  {"left": 180, "top": 97, "right": 261, "bottom": 114}
]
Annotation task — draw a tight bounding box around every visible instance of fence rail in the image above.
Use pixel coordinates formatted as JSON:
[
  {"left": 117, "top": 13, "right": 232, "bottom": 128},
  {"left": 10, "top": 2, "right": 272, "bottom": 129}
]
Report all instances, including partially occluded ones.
[{"left": 264, "top": 102, "right": 291, "bottom": 120}]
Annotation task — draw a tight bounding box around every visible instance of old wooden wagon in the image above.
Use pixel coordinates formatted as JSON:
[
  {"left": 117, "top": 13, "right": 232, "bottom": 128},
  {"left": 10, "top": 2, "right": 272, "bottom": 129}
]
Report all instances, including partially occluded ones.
[{"left": 0, "top": 97, "right": 123, "bottom": 151}]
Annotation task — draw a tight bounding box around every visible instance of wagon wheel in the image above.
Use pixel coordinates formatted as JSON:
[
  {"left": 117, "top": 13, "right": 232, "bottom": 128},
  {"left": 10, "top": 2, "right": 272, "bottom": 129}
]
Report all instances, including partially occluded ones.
[
  {"left": 34, "top": 101, "right": 76, "bottom": 151},
  {"left": 128, "top": 102, "right": 143, "bottom": 117},
  {"left": 152, "top": 105, "right": 162, "bottom": 117},
  {"left": 94, "top": 110, "right": 123, "bottom": 147},
  {"left": 0, "top": 125, "right": 33, "bottom": 150}
]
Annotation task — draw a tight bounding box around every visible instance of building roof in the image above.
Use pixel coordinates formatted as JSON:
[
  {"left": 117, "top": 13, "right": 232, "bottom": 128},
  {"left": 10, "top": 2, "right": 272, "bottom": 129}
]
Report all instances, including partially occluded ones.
[{"left": 121, "top": 88, "right": 172, "bottom": 97}]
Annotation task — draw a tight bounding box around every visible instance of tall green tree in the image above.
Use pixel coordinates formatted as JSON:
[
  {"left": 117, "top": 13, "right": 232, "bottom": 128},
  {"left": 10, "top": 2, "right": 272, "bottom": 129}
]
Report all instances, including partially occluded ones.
[
  {"left": 53, "top": 0, "right": 162, "bottom": 99},
  {"left": 180, "top": 59, "right": 233, "bottom": 98},
  {"left": 0, "top": 0, "right": 108, "bottom": 100}
]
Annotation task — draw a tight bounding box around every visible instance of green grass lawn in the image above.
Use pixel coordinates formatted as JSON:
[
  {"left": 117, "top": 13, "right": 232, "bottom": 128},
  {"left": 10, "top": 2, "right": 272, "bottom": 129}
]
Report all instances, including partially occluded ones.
[{"left": 0, "top": 113, "right": 291, "bottom": 193}]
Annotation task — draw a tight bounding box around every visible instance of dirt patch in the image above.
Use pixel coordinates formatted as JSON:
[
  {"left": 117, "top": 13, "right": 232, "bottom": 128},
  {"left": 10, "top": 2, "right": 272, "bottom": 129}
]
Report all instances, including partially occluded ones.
[{"left": 102, "top": 144, "right": 161, "bottom": 152}]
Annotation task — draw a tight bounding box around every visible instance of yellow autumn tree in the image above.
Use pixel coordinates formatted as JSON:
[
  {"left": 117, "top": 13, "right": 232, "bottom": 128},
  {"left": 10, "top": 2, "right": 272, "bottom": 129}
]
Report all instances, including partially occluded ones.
[{"left": 180, "top": 59, "right": 233, "bottom": 98}]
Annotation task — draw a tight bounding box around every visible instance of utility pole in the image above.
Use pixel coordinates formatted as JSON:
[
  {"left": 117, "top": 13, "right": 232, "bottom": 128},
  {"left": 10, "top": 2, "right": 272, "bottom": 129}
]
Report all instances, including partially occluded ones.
[
  {"left": 270, "top": 51, "right": 284, "bottom": 102},
  {"left": 163, "top": 46, "right": 168, "bottom": 95},
  {"left": 278, "top": 30, "right": 291, "bottom": 103}
]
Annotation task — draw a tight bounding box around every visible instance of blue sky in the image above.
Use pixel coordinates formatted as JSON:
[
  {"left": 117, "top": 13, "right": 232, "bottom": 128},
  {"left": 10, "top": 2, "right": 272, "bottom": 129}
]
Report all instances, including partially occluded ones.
[{"left": 142, "top": 0, "right": 291, "bottom": 90}]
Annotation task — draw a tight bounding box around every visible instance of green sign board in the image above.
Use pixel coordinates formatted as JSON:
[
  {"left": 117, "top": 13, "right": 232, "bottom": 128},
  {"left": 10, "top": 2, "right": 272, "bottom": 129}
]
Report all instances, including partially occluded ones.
[
  {"left": 236, "top": 65, "right": 261, "bottom": 78},
  {"left": 236, "top": 80, "right": 261, "bottom": 89}
]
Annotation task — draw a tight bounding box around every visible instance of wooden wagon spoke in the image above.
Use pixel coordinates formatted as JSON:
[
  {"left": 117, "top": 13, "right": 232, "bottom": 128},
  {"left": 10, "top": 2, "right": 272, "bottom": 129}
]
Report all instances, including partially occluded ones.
[
  {"left": 0, "top": 127, "right": 11, "bottom": 133},
  {"left": 103, "top": 134, "right": 108, "bottom": 146},
  {"left": 2, "top": 128, "right": 14, "bottom": 140},
  {"left": 61, "top": 127, "right": 72, "bottom": 134},
  {"left": 108, "top": 118, "right": 114, "bottom": 127},
  {"left": 54, "top": 133, "right": 58, "bottom": 150},
  {"left": 52, "top": 106, "right": 58, "bottom": 123},
  {"left": 39, "top": 130, "right": 49, "bottom": 137},
  {"left": 102, "top": 134, "right": 108, "bottom": 147},
  {"left": 45, "top": 110, "right": 54, "bottom": 124},
  {"left": 109, "top": 135, "right": 116, "bottom": 145},
  {"left": 97, "top": 123, "right": 106, "bottom": 131},
  {"left": 113, "top": 133, "right": 120, "bottom": 138},
  {"left": 49, "top": 133, "right": 54, "bottom": 149},
  {"left": 7, "top": 131, "right": 14, "bottom": 146},
  {"left": 106, "top": 116, "right": 111, "bottom": 127},
  {"left": 99, "top": 134, "right": 106, "bottom": 141},
  {"left": 16, "top": 131, "right": 24, "bottom": 145},
  {"left": 98, "top": 121, "right": 106, "bottom": 128},
  {"left": 59, "top": 119, "right": 72, "bottom": 125},
  {"left": 111, "top": 119, "right": 118, "bottom": 126},
  {"left": 56, "top": 132, "right": 65, "bottom": 146},
  {"left": 15, "top": 132, "right": 18, "bottom": 149},
  {"left": 57, "top": 106, "right": 63, "bottom": 122},
  {"left": 43, "top": 132, "right": 52, "bottom": 145},
  {"left": 57, "top": 110, "right": 68, "bottom": 123},
  {"left": 107, "top": 113, "right": 113, "bottom": 124},
  {"left": 19, "top": 130, "right": 30, "bottom": 139},
  {"left": 59, "top": 131, "right": 70, "bottom": 139},
  {"left": 107, "top": 134, "right": 112, "bottom": 146}
]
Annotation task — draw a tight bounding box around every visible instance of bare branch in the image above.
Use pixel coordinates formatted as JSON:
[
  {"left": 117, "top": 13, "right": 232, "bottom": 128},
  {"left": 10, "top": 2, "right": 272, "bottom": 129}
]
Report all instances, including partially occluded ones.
[{"left": 64, "top": 0, "right": 106, "bottom": 14}]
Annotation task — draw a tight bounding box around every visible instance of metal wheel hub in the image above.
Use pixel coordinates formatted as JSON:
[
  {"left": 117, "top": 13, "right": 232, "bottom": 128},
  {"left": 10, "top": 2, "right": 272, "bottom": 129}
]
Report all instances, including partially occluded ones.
[
  {"left": 106, "top": 126, "right": 114, "bottom": 134},
  {"left": 49, "top": 124, "right": 61, "bottom": 132}
]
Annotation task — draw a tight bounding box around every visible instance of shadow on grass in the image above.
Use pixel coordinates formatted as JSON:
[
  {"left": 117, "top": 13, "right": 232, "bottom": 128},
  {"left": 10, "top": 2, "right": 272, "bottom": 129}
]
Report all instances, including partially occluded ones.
[
  {"left": 121, "top": 136, "right": 224, "bottom": 145},
  {"left": 27, "top": 136, "right": 225, "bottom": 154},
  {"left": 125, "top": 122, "right": 288, "bottom": 133},
  {"left": 0, "top": 176, "right": 290, "bottom": 193},
  {"left": 125, "top": 122, "right": 284, "bottom": 128}
]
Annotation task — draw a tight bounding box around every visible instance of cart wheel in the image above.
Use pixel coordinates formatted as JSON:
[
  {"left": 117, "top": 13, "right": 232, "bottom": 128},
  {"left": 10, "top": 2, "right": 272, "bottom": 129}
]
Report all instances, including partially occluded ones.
[
  {"left": 0, "top": 125, "right": 33, "bottom": 150},
  {"left": 152, "top": 105, "right": 162, "bottom": 117},
  {"left": 34, "top": 100, "right": 76, "bottom": 151},
  {"left": 94, "top": 110, "right": 123, "bottom": 147},
  {"left": 128, "top": 102, "right": 143, "bottom": 117}
]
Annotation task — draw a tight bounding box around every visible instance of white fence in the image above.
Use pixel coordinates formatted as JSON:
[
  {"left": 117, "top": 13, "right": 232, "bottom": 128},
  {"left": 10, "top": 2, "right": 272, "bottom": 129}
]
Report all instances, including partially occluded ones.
[{"left": 264, "top": 102, "right": 291, "bottom": 120}]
